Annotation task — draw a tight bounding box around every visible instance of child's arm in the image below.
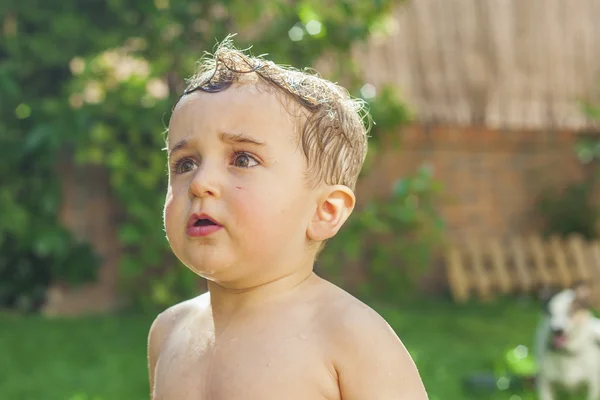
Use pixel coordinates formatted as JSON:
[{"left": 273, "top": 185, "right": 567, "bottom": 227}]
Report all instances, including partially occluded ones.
[
  {"left": 332, "top": 306, "right": 428, "bottom": 400},
  {"left": 147, "top": 311, "right": 170, "bottom": 398}
]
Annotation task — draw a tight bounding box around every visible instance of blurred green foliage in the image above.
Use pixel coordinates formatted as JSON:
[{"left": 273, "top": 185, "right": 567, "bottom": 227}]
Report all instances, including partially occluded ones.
[
  {"left": 318, "top": 164, "right": 445, "bottom": 301},
  {"left": 537, "top": 181, "right": 598, "bottom": 239},
  {"left": 536, "top": 107, "right": 600, "bottom": 240},
  {"left": 1, "top": 0, "right": 444, "bottom": 310}
]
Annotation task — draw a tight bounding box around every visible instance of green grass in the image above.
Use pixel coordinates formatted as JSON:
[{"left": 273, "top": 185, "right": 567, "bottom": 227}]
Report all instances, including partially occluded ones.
[
  {"left": 1, "top": 297, "right": 549, "bottom": 400},
  {"left": 377, "top": 297, "right": 541, "bottom": 400},
  {"left": 0, "top": 312, "right": 152, "bottom": 400}
]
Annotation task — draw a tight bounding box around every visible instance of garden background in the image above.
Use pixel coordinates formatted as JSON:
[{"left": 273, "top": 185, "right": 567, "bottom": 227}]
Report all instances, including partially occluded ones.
[{"left": 3, "top": 0, "right": 600, "bottom": 399}]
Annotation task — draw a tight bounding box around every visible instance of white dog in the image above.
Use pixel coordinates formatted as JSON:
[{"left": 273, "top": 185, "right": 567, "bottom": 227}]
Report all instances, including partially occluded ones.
[{"left": 535, "top": 282, "right": 600, "bottom": 400}]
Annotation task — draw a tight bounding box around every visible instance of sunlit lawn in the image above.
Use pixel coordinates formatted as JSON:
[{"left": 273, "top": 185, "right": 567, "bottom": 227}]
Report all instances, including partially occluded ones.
[{"left": 1, "top": 296, "right": 548, "bottom": 400}]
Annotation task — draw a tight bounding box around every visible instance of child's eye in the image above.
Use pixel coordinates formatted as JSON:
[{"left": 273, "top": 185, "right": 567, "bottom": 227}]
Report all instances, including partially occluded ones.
[
  {"left": 173, "top": 158, "right": 197, "bottom": 174},
  {"left": 232, "top": 152, "right": 259, "bottom": 168}
]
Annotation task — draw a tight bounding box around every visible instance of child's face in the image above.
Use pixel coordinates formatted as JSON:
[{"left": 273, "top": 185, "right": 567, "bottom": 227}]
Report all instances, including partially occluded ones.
[{"left": 164, "top": 84, "right": 317, "bottom": 287}]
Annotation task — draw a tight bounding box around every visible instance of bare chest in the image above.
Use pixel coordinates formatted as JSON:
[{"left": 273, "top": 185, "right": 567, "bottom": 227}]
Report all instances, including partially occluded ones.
[{"left": 153, "top": 327, "right": 338, "bottom": 400}]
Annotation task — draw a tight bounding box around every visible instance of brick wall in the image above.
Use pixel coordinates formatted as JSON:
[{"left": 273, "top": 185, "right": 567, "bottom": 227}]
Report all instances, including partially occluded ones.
[
  {"left": 43, "top": 160, "right": 121, "bottom": 315},
  {"left": 356, "top": 124, "right": 589, "bottom": 242}
]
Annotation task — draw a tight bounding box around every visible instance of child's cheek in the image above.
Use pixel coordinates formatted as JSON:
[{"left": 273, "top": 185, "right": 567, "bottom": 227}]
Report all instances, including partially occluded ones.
[
  {"left": 231, "top": 184, "right": 295, "bottom": 228},
  {"left": 231, "top": 185, "right": 257, "bottom": 215},
  {"left": 163, "top": 186, "right": 178, "bottom": 238},
  {"left": 230, "top": 185, "right": 276, "bottom": 226}
]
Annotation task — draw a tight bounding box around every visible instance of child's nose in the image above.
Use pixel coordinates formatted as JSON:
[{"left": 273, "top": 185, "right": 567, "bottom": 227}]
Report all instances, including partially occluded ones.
[{"left": 188, "top": 163, "right": 221, "bottom": 199}]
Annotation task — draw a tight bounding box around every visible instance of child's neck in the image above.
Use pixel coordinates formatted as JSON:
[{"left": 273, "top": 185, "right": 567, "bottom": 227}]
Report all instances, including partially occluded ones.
[{"left": 206, "top": 265, "right": 316, "bottom": 330}]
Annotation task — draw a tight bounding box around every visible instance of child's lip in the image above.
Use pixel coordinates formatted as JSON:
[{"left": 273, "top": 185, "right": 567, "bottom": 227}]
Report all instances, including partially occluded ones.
[
  {"left": 186, "top": 213, "right": 223, "bottom": 237},
  {"left": 187, "top": 213, "right": 221, "bottom": 228}
]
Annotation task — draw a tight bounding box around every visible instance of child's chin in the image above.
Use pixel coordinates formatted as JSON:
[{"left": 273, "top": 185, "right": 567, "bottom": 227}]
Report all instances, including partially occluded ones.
[{"left": 184, "top": 261, "right": 228, "bottom": 280}]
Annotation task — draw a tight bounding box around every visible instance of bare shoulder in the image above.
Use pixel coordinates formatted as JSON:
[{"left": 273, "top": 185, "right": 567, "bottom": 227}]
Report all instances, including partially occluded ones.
[
  {"left": 314, "top": 281, "right": 428, "bottom": 400},
  {"left": 148, "top": 292, "right": 211, "bottom": 349},
  {"left": 147, "top": 293, "right": 211, "bottom": 394},
  {"left": 315, "top": 282, "right": 401, "bottom": 350}
]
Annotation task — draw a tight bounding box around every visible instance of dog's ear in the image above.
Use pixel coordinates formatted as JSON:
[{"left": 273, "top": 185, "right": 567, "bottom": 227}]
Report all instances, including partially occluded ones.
[
  {"left": 538, "top": 285, "right": 555, "bottom": 313},
  {"left": 573, "top": 280, "right": 592, "bottom": 308},
  {"left": 539, "top": 285, "right": 553, "bottom": 301}
]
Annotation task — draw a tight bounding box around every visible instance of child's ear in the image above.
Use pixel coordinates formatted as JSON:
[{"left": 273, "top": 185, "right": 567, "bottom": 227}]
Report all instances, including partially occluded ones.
[{"left": 307, "top": 185, "right": 355, "bottom": 241}]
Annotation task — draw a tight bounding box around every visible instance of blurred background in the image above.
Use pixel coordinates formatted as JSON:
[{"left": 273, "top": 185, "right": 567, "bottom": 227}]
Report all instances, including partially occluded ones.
[{"left": 2, "top": 0, "right": 600, "bottom": 399}]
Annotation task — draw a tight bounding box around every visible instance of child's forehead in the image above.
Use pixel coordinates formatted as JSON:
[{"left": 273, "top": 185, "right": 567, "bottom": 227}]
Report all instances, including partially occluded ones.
[
  {"left": 172, "top": 83, "right": 307, "bottom": 131},
  {"left": 168, "top": 84, "right": 307, "bottom": 147},
  {"left": 176, "top": 83, "right": 274, "bottom": 111}
]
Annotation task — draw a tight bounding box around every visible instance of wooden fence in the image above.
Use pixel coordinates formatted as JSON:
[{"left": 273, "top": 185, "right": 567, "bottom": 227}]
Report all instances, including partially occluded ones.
[
  {"left": 355, "top": 0, "right": 600, "bottom": 130},
  {"left": 445, "top": 235, "right": 600, "bottom": 303}
]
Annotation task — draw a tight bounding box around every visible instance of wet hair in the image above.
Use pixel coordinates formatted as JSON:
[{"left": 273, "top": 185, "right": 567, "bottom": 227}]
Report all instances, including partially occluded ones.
[{"left": 179, "top": 35, "right": 371, "bottom": 190}]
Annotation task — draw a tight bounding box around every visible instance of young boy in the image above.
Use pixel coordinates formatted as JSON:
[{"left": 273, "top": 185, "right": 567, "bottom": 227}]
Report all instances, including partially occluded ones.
[{"left": 148, "top": 37, "right": 428, "bottom": 399}]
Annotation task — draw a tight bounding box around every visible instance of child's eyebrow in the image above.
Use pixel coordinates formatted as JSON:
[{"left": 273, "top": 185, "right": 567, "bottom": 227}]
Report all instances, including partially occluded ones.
[
  {"left": 167, "top": 138, "right": 191, "bottom": 156},
  {"left": 219, "top": 131, "right": 266, "bottom": 147},
  {"left": 167, "top": 132, "right": 266, "bottom": 156}
]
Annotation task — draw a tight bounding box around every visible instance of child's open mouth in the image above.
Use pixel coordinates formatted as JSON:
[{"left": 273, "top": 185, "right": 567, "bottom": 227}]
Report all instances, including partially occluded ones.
[
  {"left": 187, "top": 213, "right": 222, "bottom": 237},
  {"left": 195, "top": 218, "right": 217, "bottom": 226}
]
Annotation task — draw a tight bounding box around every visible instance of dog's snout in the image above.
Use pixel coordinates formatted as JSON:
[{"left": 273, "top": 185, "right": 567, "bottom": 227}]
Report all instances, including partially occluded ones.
[{"left": 552, "top": 327, "right": 565, "bottom": 336}]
